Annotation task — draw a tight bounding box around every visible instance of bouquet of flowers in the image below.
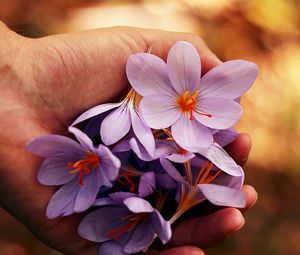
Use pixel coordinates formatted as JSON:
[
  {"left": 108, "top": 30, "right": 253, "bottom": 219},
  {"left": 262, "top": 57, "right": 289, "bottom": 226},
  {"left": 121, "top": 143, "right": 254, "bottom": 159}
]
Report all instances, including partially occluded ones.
[{"left": 27, "top": 41, "right": 258, "bottom": 255}]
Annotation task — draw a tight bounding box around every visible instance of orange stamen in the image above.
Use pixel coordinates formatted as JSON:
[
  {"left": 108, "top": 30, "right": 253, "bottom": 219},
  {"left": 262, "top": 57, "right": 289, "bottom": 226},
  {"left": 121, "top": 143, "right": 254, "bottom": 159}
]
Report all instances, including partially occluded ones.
[
  {"left": 193, "top": 161, "right": 222, "bottom": 188},
  {"left": 193, "top": 160, "right": 209, "bottom": 188},
  {"left": 68, "top": 152, "right": 100, "bottom": 187},
  {"left": 117, "top": 166, "right": 141, "bottom": 192},
  {"left": 204, "top": 169, "right": 222, "bottom": 184},
  {"left": 177, "top": 90, "right": 212, "bottom": 120},
  {"left": 199, "top": 162, "right": 214, "bottom": 184}
]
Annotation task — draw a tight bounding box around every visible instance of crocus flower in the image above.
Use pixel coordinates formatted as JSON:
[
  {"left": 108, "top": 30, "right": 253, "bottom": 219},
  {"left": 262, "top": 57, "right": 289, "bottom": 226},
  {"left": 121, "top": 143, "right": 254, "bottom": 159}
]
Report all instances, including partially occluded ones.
[
  {"left": 126, "top": 41, "right": 258, "bottom": 151},
  {"left": 71, "top": 89, "right": 155, "bottom": 157},
  {"left": 27, "top": 127, "right": 121, "bottom": 219},
  {"left": 159, "top": 142, "right": 245, "bottom": 221},
  {"left": 78, "top": 196, "right": 171, "bottom": 254},
  {"left": 161, "top": 142, "right": 244, "bottom": 184}
]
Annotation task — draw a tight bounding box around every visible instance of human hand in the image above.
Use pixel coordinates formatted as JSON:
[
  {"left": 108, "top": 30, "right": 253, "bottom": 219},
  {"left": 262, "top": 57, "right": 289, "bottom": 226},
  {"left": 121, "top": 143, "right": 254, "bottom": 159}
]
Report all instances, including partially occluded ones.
[{"left": 0, "top": 22, "right": 257, "bottom": 255}]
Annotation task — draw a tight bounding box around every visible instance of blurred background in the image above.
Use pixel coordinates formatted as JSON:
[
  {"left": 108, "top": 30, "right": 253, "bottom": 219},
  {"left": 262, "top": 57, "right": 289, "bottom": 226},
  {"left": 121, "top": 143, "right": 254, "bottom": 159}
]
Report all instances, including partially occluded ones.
[{"left": 1, "top": 0, "right": 300, "bottom": 254}]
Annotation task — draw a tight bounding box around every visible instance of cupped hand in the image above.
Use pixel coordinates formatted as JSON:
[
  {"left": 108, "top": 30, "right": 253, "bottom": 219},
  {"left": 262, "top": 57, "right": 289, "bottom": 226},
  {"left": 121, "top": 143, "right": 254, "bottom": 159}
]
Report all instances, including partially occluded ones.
[{"left": 0, "top": 24, "right": 257, "bottom": 255}]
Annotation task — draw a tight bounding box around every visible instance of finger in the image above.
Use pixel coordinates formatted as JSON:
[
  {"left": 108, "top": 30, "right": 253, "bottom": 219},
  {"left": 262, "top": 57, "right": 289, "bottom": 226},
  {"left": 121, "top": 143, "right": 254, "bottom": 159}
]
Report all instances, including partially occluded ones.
[
  {"left": 241, "top": 184, "right": 258, "bottom": 212},
  {"left": 225, "top": 133, "right": 252, "bottom": 166},
  {"left": 149, "top": 246, "right": 205, "bottom": 255},
  {"left": 169, "top": 208, "right": 244, "bottom": 248},
  {"left": 136, "top": 28, "right": 222, "bottom": 73},
  {"left": 168, "top": 184, "right": 256, "bottom": 248},
  {"left": 0, "top": 242, "right": 30, "bottom": 255}
]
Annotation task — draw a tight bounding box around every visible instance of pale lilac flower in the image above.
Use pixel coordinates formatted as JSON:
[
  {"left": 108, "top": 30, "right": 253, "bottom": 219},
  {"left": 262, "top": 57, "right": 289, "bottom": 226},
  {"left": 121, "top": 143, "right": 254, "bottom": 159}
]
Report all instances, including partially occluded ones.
[
  {"left": 160, "top": 142, "right": 245, "bottom": 222},
  {"left": 71, "top": 89, "right": 155, "bottom": 157},
  {"left": 161, "top": 142, "right": 244, "bottom": 183},
  {"left": 78, "top": 196, "right": 171, "bottom": 254},
  {"left": 126, "top": 41, "right": 258, "bottom": 151},
  {"left": 27, "top": 127, "right": 121, "bottom": 219}
]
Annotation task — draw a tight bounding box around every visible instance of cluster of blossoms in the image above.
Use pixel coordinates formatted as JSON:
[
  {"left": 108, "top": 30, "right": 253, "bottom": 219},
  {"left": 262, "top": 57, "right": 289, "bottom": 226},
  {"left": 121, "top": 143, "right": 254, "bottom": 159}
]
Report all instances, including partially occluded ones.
[{"left": 27, "top": 41, "right": 258, "bottom": 255}]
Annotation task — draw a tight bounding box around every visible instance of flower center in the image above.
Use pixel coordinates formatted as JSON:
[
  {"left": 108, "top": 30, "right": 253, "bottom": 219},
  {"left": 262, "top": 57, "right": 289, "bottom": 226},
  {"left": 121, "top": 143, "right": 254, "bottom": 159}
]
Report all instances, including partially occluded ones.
[
  {"left": 170, "top": 161, "right": 222, "bottom": 224},
  {"left": 106, "top": 213, "right": 149, "bottom": 240},
  {"left": 176, "top": 90, "right": 212, "bottom": 120},
  {"left": 117, "top": 165, "right": 142, "bottom": 192},
  {"left": 68, "top": 152, "right": 100, "bottom": 187}
]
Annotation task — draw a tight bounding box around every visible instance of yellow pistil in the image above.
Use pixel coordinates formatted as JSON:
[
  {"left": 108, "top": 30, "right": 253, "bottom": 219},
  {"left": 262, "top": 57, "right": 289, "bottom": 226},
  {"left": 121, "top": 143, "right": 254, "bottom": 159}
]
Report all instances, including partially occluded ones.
[
  {"left": 68, "top": 152, "right": 100, "bottom": 187},
  {"left": 176, "top": 90, "right": 212, "bottom": 120}
]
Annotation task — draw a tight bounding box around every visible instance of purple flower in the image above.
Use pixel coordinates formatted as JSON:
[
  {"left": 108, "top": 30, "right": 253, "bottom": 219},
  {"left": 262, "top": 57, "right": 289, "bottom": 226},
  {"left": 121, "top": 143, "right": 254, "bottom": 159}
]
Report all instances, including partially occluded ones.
[
  {"left": 27, "top": 127, "right": 121, "bottom": 219},
  {"left": 159, "top": 142, "right": 245, "bottom": 221},
  {"left": 71, "top": 89, "right": 155, "bottom": 157},
  {"left": 126, "top": 41, "right": 258, "bottom": 151},
  {"left": 78, "top": 196, "right": 171, "bottom": 254}
]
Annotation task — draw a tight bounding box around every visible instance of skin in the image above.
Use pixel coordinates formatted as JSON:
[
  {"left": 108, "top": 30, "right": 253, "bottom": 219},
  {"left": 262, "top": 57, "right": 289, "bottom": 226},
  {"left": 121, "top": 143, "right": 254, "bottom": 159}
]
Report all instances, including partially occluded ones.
[{"left": 0, "top": 21, "right": 257, "bottom": 255}]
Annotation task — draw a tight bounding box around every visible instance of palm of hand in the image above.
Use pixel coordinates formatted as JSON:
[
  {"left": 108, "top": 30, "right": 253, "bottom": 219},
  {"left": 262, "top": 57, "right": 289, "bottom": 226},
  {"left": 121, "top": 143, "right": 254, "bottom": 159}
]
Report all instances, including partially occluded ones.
[{"left": 0, "top": 27, "right": 255, "bottom": 255}]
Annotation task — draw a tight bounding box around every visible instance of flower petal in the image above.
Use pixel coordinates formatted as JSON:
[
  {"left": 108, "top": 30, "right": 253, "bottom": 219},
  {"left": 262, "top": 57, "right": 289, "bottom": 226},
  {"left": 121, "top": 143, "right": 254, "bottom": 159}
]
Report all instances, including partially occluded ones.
[
  {"left": 195, "top": 98, "right": 242, "bottom": 129},
  {"left": 140, "top": 95, "right": 180, "bottom": 129},
  {"left": 46, "top": 180, "right": 78, "bottom": 219},
  {"left": 155, "top": 139, "right": 194, "bottom": 163},
  {"left": 130, "top": 108, "right": 155, "bottom": 157},
  {"left": 27, "top": 135, "right": 85, "bottom": 158},
  {"left": 129, "top": 138, "right": 153, "bottom": 161},
  {"left": 78, "top": 206, "right": 130, "bottom": 242},
  {"left": 68, "top": 127, "right": 93, "bottom": 151},
  {"left": 101, "top": 104, "right": 131, "bottom": 145},
  {"left": 97, "top": 144, "right": 121, "bottom": 181},
  {"left": 160, "top": 158, "right": 184, "bottom": 182},
  {"left": 197, "top": 143, "right": 243, "bottom": 176},
  {"left": 74, "top": 171, "right": 100, "bottom": 212},
  {"left": 99, "top": 241, "right": 129, "bottom": 255},
  {"left": 213, "top": 128, "right": 238, "bottom": 147},
  {"left": 112, "top": 139, "right": 131, "bottom": 153},
  {"left": 171, "top": 114, "right": 213, "bottom": 152},
  {"left": 166, "top": 152, "right": 195, "bottom": 163},
  {"left": 198, "top": 184, "right": 246, "bottom": 208},
  {"left": 150, "top": 209, "right": 172, "bottom": 244},
  {"left": 93, "top": 197, "right": 116, "bottom": 206},
  {"left": 212, "top": 173, "right": 244, "bottom": 190},
  {"left": 123, "top": 197, "right": 154, "bottom": 213},
  {"left": 157, "top": 174, "right": 178, "bottom": 190},
  {"left": 126, "top": 53, "right": 174, "bottom": 97},
  {"left": 71, "top": 102, "right": 121, "bottom": 126},
  {"left": 109, "top": 192, "right": 138, "bottom": 202},
  {"left": 200, "top": 60, "right": 258, "bottom": 99},
  {"left": 139, "top": 172, "right": 156, "bottom": 197},
  {"left": 38, "top": 158, "right": 76, "bottom": 185},
  {"left": 167, "top": 41, "right": 201, "bottom": 94},
  {"left": 123, "top": 220, "right": 155, "bottom": 253}
]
